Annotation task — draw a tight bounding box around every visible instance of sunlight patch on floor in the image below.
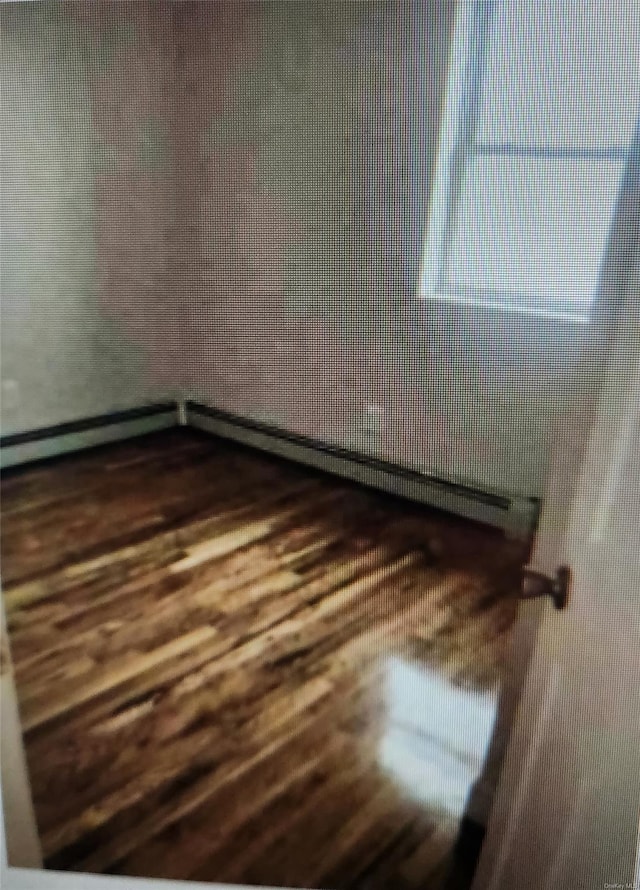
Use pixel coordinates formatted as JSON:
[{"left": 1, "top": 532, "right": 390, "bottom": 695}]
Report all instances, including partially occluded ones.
[{"left": 378, "top": 655, "right": 499, "bottom": 819}]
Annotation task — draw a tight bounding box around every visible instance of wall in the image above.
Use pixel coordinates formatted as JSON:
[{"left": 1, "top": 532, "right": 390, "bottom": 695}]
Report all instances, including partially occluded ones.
[
  {"left": 1, "top": 0, "right": 606, "bottom": 497},
  {"left": 161, "top": 0, "right": 595, "bottom": 501},
  {"left": 0, "top": 1, "right": 177, "bottom": 436},
  {"left": 170, "top": 0, "right": 465, "bottom": 475}
]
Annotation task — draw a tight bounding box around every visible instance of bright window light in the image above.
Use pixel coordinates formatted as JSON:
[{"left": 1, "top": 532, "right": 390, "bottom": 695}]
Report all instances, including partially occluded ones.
[{"left": 420, "top": 0, "right": 640, "bottom": 320}]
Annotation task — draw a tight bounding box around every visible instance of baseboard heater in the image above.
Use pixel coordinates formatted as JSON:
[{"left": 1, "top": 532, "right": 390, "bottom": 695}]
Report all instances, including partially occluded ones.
[
  {"left": 0, "top": 403, "right": 178, "bottom": 470},
  {"left": 186, "top": 401, "right": 538, "bottom": 539},
  {"left": 0, "top": 400, "right": 538, "bottom": 538}
]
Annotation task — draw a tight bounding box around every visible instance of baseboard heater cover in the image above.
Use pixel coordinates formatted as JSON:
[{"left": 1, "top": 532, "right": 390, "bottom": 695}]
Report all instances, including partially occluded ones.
[
  {"left": 186, "top": 401, "right": 538, "bottom": 538},
  {"left": 0, "top": 400, "right": 538, "bottom": 536},
  {"left": 0, "top": 403, "right": 178, "bottom": 470}
]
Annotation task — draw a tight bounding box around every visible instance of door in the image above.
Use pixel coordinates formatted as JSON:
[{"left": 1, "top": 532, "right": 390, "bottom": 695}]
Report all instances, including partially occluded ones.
[
  {"left": 471, "top": 250, "right": 640, "bottom": 890},
  {"left": 0, "top": 596, "right": 42, "bottom": 871}
]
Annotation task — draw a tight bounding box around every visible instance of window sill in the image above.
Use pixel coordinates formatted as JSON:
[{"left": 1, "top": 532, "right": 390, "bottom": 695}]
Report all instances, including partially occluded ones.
[{"left": 419, "top": 291, "right": 592, "bottom": 324}]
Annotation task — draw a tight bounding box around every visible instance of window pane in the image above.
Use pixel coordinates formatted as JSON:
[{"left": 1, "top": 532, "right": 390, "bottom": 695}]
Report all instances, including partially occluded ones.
[
  {"left": 443, "top": 157, "right": 625, "bottom": 309},
  {"left": 476, "top": 0, "right": 640, "bottom": 150}
]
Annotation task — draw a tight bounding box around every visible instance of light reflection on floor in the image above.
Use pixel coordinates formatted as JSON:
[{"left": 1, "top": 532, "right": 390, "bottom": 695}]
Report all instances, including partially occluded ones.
[{"left": 378, "top": 655, "right": 499, "bottom": 819}]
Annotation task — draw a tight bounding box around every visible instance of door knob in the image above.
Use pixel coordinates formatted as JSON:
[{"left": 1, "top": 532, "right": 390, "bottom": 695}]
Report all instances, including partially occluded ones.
[{"left": 520, "top": 566, "right": 570, "bottom": 610}]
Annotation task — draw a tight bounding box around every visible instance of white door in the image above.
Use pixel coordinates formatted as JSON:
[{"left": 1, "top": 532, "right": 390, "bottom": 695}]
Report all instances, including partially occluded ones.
[
  {"left": 472, "top": 247, "right": 640, "bottom": 890},
  {"left": 0, "top": 596, "right": 42, "bottom": 871}
]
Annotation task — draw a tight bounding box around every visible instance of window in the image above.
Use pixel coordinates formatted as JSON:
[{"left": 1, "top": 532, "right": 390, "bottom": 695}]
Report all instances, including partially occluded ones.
[{"left": 421, "top": 0, "right": 640, "bottom": 320}]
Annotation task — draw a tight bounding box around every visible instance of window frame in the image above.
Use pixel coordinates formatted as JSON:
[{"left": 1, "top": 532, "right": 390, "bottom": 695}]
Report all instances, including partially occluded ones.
[{"left": 419, "top": 0, "right": 633, "bottom": 323}]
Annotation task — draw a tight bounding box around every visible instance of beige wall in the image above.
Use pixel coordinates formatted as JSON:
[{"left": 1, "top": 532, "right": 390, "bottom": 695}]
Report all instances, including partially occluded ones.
[
  {"left": 1, "top": 0, "right": 607, "bottom": 500},
  {"left": 170, "top": 0, "right": 594, "bottom": 500},
  {"left": 1, "top": 1, "right": 177, "bottom": 436}
]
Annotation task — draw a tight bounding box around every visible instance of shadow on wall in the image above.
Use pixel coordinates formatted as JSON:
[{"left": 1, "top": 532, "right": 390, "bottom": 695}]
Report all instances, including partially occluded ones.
[{"left": 1, "top": 0, "right": 178, "bottom": 435}]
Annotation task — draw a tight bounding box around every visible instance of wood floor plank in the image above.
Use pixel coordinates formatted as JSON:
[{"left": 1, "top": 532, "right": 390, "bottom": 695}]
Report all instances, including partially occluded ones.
[
  {"left": 398, "top": 819, "right": 460, "bottom": 889},
  {"left": 20, "top": 625, "right": 219, "bottom": 733},
  {"left": 69, "top": 675, "right": 338, "bottom": 874},
  {"left": 130, "top": 727, "right": 361, "bottom": 881}
]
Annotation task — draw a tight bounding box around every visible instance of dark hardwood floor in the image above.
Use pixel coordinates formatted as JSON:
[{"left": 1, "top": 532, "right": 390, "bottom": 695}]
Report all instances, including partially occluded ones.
[{"left": 1, "top": 428, "right": 527, "bottom": 889}]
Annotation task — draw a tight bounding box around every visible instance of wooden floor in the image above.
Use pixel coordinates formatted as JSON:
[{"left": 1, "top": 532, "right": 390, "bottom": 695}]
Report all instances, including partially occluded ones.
[{"left": 1, "top": 428, "right": 527, "bottom": 889}]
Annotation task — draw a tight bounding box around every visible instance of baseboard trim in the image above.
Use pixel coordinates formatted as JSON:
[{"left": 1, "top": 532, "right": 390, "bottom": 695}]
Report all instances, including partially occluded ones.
[
  {"left": 186, "top": 401, "right": 537, "bottom": 536},
  {"left": 0, "top": 400, "right": 539, "bottom": 536},
  {"left": 0, "top": 403, "right": 178, "bottom": 470}
]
